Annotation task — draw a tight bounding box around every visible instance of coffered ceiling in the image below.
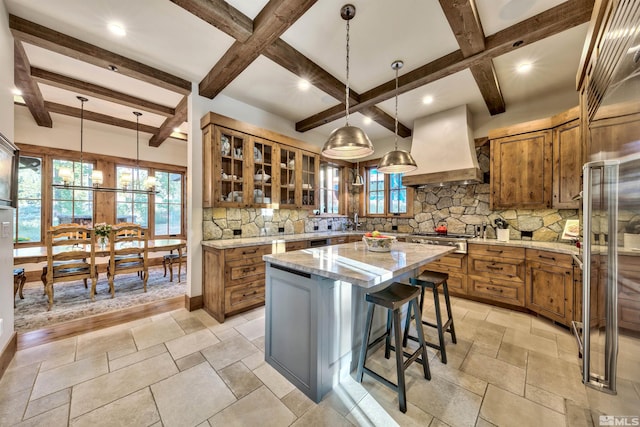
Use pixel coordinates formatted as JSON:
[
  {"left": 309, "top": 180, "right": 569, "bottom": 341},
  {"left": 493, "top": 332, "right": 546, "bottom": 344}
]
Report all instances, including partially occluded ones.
[{"left": 6, "top": 0, "right": 594, "bottom": 147}]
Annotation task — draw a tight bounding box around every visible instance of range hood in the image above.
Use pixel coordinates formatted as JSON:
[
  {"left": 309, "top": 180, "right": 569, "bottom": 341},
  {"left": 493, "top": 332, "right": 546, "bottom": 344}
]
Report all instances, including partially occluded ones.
[{"left": 402, "top": 105, "right": 482, "bottom": 187}]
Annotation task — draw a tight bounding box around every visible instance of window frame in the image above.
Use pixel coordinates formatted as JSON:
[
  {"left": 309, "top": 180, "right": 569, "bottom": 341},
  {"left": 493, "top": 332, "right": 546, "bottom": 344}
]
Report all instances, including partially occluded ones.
[
  {"left": 153, "top": 170, "right": 185, "bottom": 238},
  {"left": 360, "top": 159, "right": 414, "bottom": 219},
  {"left": 318, "top": 162, "right": 344, "bottom": 215},
  {"left": 14, "top": 155, "right": 44, "bottom": 244}
]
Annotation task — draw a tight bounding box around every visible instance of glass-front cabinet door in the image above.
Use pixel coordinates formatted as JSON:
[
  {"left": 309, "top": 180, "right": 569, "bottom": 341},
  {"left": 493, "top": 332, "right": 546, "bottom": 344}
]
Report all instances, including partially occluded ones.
[
  {"left": 301, "top": 151, "right": 318, "bottom": 209},
  {"left": 252, "top": 138, "right": 275, "bottom": 206},
  {"left": 215, "top": 127, "right": 246, "bottom": 207},
  {"left": 279, "top": 146, "right": 297, "bottom": 208}
]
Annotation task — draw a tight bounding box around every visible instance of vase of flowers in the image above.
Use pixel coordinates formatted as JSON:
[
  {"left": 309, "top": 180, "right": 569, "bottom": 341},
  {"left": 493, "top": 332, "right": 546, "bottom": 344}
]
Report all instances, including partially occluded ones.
[{"left": 94, "top": 223, "right": 112, "bottom": 248}]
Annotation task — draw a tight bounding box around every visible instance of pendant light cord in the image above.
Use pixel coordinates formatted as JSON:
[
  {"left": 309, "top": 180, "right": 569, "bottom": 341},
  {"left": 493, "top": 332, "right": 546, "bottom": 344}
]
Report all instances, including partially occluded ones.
[
  {"left": 345, "top": 18, "right": 351, "bottom": 126},
  {"left": 134, "top": 112, "right": 142, "bottom": 189},
  {"left": 79, "top": 97, "right": 85, "bottom": 187},
  {"left": 394, "top": 66, "right": 399, "bottom": 150}
]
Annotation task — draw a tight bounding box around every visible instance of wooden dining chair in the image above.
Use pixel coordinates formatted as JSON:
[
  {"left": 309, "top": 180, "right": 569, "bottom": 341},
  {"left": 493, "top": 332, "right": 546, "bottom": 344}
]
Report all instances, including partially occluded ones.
[
  {"left": 107, "top": 223, "right": 148, "bottom": 297},
  {"left": 42, "top": 224, "right": 97, "bottom": 311},
  {"left": 163, "top": 245, "right": 187, "bottom": 282}
]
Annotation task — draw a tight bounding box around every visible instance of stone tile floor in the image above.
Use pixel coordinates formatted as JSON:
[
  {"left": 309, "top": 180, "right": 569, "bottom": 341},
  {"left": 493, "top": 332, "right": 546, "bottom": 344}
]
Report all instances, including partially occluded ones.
[{"left": 1, "top": 296, "right": 639, "bottom": 426}]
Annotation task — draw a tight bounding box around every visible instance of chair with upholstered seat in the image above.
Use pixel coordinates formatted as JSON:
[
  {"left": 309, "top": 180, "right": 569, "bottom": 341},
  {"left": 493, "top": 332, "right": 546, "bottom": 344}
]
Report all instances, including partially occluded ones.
[
  {"left": 42, "top": 224, "right": 97, "bottom": 311},
  {"left": 163, "top": 246, "right": 187, "bottom": 282},
  {"left": 107, "top": 223, "right": 148, "bottom": 297}
]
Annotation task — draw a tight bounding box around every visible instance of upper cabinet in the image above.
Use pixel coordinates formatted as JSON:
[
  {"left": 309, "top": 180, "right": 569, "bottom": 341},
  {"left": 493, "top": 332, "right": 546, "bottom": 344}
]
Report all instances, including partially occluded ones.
[
  {"left": 201, "top": 113, "right": 320, "bottom": 209},
  {"left": 489, "top": 107, "right": 581, "bottom": 210}
]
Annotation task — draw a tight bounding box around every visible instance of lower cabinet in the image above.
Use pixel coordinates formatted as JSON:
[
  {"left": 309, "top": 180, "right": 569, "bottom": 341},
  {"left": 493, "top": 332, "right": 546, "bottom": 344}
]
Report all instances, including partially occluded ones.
[
  {"left": 422, "top": 253, "right": 468, "bottom": 295},
  {"left": 467, "top": 244, "right": 526, "bottom": 307},
  {"left": 525, "top": 249, "right": 574, "bottom": 324}
]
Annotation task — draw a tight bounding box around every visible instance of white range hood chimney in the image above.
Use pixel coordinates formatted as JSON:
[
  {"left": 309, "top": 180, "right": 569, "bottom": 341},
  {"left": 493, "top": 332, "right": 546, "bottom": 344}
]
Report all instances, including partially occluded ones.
[{"left": 402, "top": 105, "right": 482, "bottom": 186}]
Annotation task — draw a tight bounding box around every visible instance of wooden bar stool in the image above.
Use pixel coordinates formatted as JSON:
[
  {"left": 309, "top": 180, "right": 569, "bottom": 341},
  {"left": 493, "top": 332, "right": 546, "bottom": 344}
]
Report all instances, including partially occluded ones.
[
  {"left": 13, "top": 268, "right": 26, "bottom": 307},
  {"left": 403, "top": 271, "right": 457, "bottom": 364},
  {"left": 356, "top": 282, "right": 431, "bottom": 413}
]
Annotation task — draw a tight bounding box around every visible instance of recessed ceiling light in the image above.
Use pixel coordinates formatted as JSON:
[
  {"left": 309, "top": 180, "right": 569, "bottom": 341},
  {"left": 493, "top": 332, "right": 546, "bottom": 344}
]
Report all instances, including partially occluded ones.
[
  {"left": 362, "top": 116, "right": 372, "bottom": 125},
  {"left": 108, "top": 22, "right": 126, "bottom": 37},
  {"left": 516, "top": 62, "right": 532, "bottom": 73},
  {"left": 297, "top": 79, "right": 310, "bottom": 91},
  {"left": 13, "top": 95, "right": 25, "bottom": 104},
  {"left": 108, "top": 64, "right": 119, "bottom": 72},
  {"left": 11, "top": 88, "right": 22, "bottom": 96},
  {"left": 422, "top": 95, "right": 433, "bottom": 105},
  {"left": 173, "top": 127, "right": 181, "bottom": 133}
]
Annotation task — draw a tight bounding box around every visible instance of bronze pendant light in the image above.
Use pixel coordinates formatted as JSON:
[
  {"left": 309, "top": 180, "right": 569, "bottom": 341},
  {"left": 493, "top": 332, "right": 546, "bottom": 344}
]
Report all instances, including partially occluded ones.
[
  {"left": 377, "top": 60, "right": 417, "bottom": 174},
  {"left": 321, "top": 4, "right": 374, "bottom": 160}
]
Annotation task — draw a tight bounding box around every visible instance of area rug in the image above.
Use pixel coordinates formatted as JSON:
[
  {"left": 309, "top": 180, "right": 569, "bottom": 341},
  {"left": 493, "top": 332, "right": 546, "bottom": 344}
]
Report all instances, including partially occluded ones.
[{"left": 14, "top": 266, "right": 186, "bottom": 332}]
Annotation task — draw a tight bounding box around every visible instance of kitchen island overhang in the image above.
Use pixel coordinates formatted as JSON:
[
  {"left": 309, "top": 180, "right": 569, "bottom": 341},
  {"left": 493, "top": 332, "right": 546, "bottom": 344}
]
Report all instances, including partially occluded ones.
[{"left": 263, "top": 241, "right": 455, "bottom": 403}]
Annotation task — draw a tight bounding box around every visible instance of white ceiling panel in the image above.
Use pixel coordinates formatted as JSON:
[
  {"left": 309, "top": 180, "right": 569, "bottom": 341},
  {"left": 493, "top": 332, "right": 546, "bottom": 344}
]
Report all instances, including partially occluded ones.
[
  {"left": 224, "top": 0, "right": 271, "bottom": 20},
  {"left": 476, "top": 0, "right": 568, "bottom": 36}
]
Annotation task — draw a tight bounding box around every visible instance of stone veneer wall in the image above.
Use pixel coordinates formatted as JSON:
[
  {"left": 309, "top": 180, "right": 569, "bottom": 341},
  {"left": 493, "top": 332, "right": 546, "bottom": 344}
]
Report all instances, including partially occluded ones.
[{"left": 202, "top": 146, "right": 580, "bottom": 242}]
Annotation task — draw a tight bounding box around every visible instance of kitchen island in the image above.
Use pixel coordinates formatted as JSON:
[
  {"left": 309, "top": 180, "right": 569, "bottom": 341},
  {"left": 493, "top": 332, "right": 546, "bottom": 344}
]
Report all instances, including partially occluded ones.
[{"left": 262, "top": 241, "right": 454, "bottom": 402}]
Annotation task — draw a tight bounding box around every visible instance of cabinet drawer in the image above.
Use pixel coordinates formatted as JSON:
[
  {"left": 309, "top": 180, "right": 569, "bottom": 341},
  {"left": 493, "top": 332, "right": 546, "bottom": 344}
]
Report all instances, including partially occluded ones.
[
  {"left": 225, "top": 283, "right": 265, "bottom": 313},
  {"left": 348, "top": 235, "right": 363, "bottom": 243},
  {"left": 329, "top": 236, "right": 348, "bottom": 245},
  {"left": 425, "top": 253, "right": 467, "bottom": 273},
  {"left": 469, "top": 276, "right": 525, "bottom": 306},
  {"left": 286, "top": 240, "right": 307, "bottom": 251},
  {"left": 468, "top": 255, "right": 525, "bottom": 282},
  {"left": 225, "top": 245, "right": 272, "bottom": 261},
  {"left": 225, "top": 257, "right": 265, "bottom": 282},
  {"left": 468, "top": 243, "right": 525, "bottom": 259},
  {"left": 526, "top": 249, "right": 572, "bottom": 267}
]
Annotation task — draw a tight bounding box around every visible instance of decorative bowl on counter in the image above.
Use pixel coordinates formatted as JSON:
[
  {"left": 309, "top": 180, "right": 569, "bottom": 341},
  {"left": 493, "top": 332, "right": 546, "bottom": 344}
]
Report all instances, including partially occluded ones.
[{"left": 362, "top": 235, "right": 396, "bottom": 252}]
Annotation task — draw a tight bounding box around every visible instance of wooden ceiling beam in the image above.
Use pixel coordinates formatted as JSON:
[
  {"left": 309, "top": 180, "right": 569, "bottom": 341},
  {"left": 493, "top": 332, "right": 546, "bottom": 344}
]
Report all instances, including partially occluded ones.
[
  {"left": 297, "top": 0, "right": 593, "bottom": 132},
  {"left": 14, "top": 41, "right": 52, "bottom": 127},
  {"left": 149, "top": 96, "right": 188, "bottom": 147},
  {"left": 44, "top": 101, "right": 160, "bottom": 135},
  {"left": 263, "top": 39, "right": 411, "bottom": 137},
  {"left": 9, "top": 14, "right": 191, "bottom": 95},
  {"left": 439, "top": 0, "right": 505, "bottom": 115},
  {"left": 198, "top": 0, "right": 318, "bottom": 99},
  {"left": 169, "top": 0, "right": 253, "bottom": 42},
  {"left": 31, "top": 68, "right": 176, "bottom": 117}
]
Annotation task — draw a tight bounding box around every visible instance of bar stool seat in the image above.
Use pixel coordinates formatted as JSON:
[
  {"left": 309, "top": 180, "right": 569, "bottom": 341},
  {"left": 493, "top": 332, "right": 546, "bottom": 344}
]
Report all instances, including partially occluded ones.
[
  {"left": 13, "top": 268, "right": 26, "bottom": 308},
  {"left": 403, "top": 271, "right": 457, "bottom": 364},
  {"left": 356, "top": 282, "right": 431, "bottom": 413}
]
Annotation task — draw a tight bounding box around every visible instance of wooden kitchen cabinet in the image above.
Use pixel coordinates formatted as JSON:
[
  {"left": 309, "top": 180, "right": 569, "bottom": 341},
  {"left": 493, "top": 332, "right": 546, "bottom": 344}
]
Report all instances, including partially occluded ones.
[
  {"left": 421, "top": 253, "right": 468, "bottom": 296},
  {"left": 202, "top": 244, "right": 272, "bottom": 322},
  {"left": 552, "top": 119, "right": 582, "bottom": 208},
  {"left": 525, "top": 249, "right": 574, "bottom": 325},
  {"left": 467, "top": 244, "right": 525, "bottom": 306}
]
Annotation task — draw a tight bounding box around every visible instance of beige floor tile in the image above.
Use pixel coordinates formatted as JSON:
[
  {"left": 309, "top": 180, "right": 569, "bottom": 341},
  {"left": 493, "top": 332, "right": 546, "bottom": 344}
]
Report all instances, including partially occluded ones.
[
  {"left": 475, "top": 417, "right": 497, "bottom": 427},
  {"left": 24, "top": 388, "right": 70, "bottom": 420},
  {"left": 165, "top": 328, "right": 220, "bottom": 360},
  {"left": 321, "top": 375, "right": 368, "bottom": 416},
  {"left": 252, "top": 363, "right": 296, "bottom": 399},
  {"left": 586, "top": 378, "right": 640, "bottom": 416},
  {"left": 11, "top": 337, "right": 77, "bottom": 370},
  {"left": 525, "top": 384, "right": 566, "bottom": 414},
  {"left": 109, "top": 343, "right": 167, "bottom": 371},
  {"left": 76, "top": 328, "right": 136, "bottom": 361},
  {"left": 131, "top": 316, "right": 185, "bottom": 349},
  {"left": 208, "top": 315, "right": 248, "bottom": 335},
  {"left": 241, "top": 350, "right": 265, "bottom": 370},
  {"left": 429, "top": 419, "right": 451, "bottom": 427},
  {"left": 481, "top": 384, "right": 565, "bottom": 427},
  {"left": 0, "top": 361, "right": 39, "bottom": 395},
  {"left": 252, "top": 336, "right": 265, "bottom": 352},
  {"left": 70, "top": 388, "right": 160, "bottom": 427},
  {"left": 527, "top": 351, "right": 588, "bottom": 407},
  {"left": 31, "top": 354, "right": 108, "bottom": 400},
  {"left": 564, "top": 401, "right": 594, "bottom": 427},
  {"left": 291, "top": 403, "right": 354, "bottom": 427},
  {"left": 152, "top": 362, "right": 236, "bottom": 427},
  {"left": 463, "top": 309, "right": 489, "bottom": 322},
  {"left": 14, "top": 403, "right": 69, "bottom": 427},
  {"left": 531, "top": 326, "right": 560, "bottom": 341},
  {"left": 107, "top": 346, "right": 137, "bottom": 361},
  {"left": 168, "top": 308, "right": 193, "bottom": 321},
  {"left": 460, "top": 351, "right": 525, "bottom": 396},
  {"left": 502, "top": 328, "right": 558, "bottom": 357},
  {"left": 281, "top": 388, "right": 315, "bottom": 418},
  {"left": 191, "top": 309, "right": 221, "bottom": 328},
  {"left": 214, "top": 327, "right": 240, "bottom": 341},
  {"left": 0, "top": 389, "right": 30, "bottom": 426},
  {"left": 70, "top": 352, "right": 178, "bottom": 418},
  {"left": 201, "top": 335, "right": 258, "bottom": 370},
  {"left": 468, "top": 327, "right": 504, "bottom": 358},
  {"left": 242, "top": 306, "right": 266, "bottom": 321},
  {"left": 209, "top": 385, "right": 296, "bottom": 427},
  {"left": 429, "top": 353, "right": 488, "bottom": 396},
  {"left": 485, "top": 310, "right": 531, "bottom": 332},
  {"left": 235, "top": 317, "right": 265, "bottom": 342},
  {"left": 176, "top": 316, "right": 207, "bottom": 334},
  {"left": 219, "top": 361, "right": 263, "bottom": 399},
  {"left": 176, "top": 351, "right": 207, "bottom": 371},
  {"left": 496, "top": 341, "right": 528, "bottom": 369},
  {"left": 406, "top": 375, "right": 482, "bottom": 427}
]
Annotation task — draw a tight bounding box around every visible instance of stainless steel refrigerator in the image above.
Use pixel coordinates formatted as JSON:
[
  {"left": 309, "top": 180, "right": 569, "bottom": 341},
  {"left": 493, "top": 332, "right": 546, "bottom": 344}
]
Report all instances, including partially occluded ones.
[{"left": 579, "top": 154, "right": 640, "bottom": 397}]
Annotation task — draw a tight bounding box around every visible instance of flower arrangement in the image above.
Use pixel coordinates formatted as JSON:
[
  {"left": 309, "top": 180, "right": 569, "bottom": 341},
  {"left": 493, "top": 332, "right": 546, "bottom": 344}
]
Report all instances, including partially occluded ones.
[{"left": 94, "top": 223, "right": 112, "bottom": 238}]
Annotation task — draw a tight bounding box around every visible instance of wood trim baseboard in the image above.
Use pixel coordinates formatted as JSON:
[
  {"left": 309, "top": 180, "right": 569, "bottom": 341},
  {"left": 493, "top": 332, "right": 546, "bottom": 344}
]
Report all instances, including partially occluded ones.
[
  {"left": 184, "top": 294, "right": 203, "bottom": 311},
  {"left": 17, "top": 296, "right": 184, "bottom": 350},
  {"left": 0, "top": 333, "right": 18, "bottom": 380}
]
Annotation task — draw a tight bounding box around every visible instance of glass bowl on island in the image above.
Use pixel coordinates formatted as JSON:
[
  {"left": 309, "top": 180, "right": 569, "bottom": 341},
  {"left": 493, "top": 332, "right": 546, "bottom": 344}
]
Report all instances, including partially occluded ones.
[{"left": 362, "top": 232, "right": 396, "bottom": 252}]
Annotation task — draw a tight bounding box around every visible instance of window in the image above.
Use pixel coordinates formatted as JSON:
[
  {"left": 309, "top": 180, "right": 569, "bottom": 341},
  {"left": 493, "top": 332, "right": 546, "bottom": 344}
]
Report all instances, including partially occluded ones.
[
  {"left": 319, "top": 164, "right": 341, "bottom": 214},
  {"left": 154, "top": 171, "right": 183, "bottom": 236},
  {"left": 365, "top": 166, "right": 411, "bottom": 216},
  {"left": 52, "top": 159, "right": 94, "bottom": 226},
  {"left": 14, "top": 156, "right": 42, "bottom": 243},
  {"left": 116, "top": 166, "right": 149, "bottom": 226}
]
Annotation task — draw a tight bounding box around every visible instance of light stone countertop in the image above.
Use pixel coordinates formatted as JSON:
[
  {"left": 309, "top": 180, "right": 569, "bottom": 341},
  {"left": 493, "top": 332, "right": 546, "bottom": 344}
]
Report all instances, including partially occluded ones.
[
  {"left": 262, "top": 241, "right": 455, "bottom": 288},
  {"left": 201, "top": 231, "right": 410, "bottom": 249},
  {"left": 466, "top": 238, "right": 580, "bottom": 256}
]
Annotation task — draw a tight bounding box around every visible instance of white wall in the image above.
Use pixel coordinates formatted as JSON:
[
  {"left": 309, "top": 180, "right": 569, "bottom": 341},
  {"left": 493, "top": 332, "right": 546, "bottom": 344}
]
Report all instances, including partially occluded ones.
[{"left": 0, "top": 0, "right": 16, "bottom": 353}]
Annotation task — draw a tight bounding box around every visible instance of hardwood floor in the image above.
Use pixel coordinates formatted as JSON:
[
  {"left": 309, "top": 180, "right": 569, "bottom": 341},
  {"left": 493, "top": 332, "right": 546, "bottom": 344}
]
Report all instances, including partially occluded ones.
[{"left": 17, "top": 296, "right": 184, "bottom": 350}]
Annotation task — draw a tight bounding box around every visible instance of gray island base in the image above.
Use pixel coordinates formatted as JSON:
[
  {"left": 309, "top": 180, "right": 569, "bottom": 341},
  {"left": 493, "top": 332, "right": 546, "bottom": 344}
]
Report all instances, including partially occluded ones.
[{"left": 263, "top": 241, "right": 455, "bottom": 403}]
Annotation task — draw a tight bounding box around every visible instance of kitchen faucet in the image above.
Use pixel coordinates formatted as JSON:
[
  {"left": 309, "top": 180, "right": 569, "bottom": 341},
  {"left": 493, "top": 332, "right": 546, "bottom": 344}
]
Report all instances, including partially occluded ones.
[{"left": 354, "top": 213, "right": 359, "bottom": 231}]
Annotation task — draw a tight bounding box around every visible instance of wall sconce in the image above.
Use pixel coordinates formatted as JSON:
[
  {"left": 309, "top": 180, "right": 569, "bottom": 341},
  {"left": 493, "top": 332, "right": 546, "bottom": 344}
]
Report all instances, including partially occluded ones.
[
  {"left": 121, "top": 171, "right": 132, "bottom": 190},
  {"left": 58, "top": 167, "right": 73, "bottom": 186}
]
